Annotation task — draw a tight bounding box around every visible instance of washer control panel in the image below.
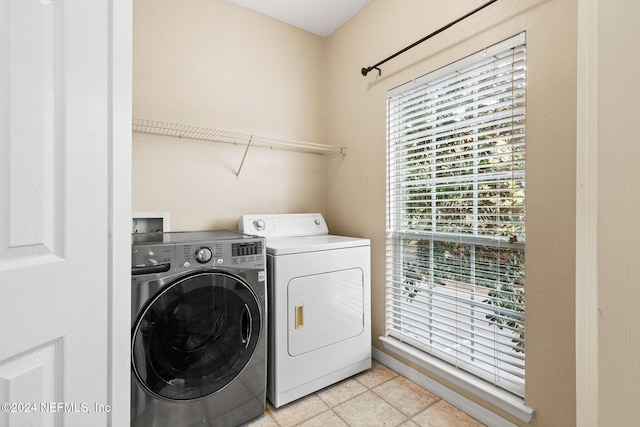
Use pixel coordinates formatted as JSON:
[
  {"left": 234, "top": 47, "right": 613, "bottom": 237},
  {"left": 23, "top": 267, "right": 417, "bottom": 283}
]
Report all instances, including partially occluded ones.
[
  {"left": 177, "top": 239, "right": 264, "bottom": 270},
  {"left": 132, "top": 236, "right": 265, "bottom": 277}
]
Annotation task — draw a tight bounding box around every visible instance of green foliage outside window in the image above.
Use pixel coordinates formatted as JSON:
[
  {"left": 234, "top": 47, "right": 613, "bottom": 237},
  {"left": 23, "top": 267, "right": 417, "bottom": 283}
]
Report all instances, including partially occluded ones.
[{"left": 398, "top": 111, "right": 525, "bottom": 353}]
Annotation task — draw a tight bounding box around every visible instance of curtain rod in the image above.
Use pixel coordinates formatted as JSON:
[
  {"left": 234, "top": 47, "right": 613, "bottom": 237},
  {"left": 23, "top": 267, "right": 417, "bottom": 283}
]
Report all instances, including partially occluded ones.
[{"left": 360, "top": 0, "right": 499, "bottom": 77}]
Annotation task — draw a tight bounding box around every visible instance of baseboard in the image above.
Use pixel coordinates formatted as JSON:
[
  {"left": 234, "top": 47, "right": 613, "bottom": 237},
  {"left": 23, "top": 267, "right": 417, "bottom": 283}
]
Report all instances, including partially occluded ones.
[{"left": 372, "top": 347, "right": 519, "bottom": 427}]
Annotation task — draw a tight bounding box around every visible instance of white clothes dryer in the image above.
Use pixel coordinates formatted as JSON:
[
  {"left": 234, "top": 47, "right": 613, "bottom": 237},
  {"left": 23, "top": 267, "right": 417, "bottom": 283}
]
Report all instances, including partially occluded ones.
[{"left": 239, "top": 213, "right": 371, "bottom": 408}]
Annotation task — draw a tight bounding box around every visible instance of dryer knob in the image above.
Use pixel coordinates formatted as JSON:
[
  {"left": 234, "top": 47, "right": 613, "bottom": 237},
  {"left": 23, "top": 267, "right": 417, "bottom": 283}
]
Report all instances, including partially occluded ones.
[
  {"left": 195, "top": 247, "right": 213, "bottom": 263},
  {"left": 253, "top": 219, "right": 266, "bottom": 231}
]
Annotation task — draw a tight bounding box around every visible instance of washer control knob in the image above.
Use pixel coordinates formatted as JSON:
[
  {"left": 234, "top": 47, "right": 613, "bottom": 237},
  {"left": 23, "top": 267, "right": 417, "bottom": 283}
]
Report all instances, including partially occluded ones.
[
  {"left": 314, "top": 219, "right": 321, "bottom": 225},
  {"left": 253, "top": 219, "right": 266, "bottom": 231},
  {"left": 195, "top": 247, "right": 213, "bottom": 263}
]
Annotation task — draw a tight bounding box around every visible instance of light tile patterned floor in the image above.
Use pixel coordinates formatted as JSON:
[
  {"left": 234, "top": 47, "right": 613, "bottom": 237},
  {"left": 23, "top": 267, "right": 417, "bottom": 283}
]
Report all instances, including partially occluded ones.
[{"left": 243, "top": 361, "right": 487, "bottom": 427}]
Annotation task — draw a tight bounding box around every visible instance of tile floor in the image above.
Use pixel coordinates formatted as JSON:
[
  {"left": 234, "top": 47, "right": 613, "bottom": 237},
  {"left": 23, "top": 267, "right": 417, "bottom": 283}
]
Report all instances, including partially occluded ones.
[{"left": 243, "top": 361, "right": 487, "bottom": 427}]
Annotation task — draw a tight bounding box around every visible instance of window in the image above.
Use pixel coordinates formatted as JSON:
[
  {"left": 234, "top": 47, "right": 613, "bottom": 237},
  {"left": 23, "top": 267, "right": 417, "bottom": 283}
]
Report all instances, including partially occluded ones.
[{"left": 385, "top": 34, "right": 526, "bottom": 397}]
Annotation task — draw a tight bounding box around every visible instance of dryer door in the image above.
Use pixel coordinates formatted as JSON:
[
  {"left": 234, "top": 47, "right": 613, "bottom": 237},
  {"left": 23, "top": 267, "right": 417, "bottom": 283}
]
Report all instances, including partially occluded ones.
[{"left": 132, "top": 271, "right": 262, "bottom": 401}]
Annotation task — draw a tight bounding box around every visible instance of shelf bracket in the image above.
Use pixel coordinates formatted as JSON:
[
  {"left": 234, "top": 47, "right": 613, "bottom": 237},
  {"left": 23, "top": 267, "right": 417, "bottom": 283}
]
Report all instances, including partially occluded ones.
[{"left": 236, "top": 135, "right": 253, "bottom": 177}]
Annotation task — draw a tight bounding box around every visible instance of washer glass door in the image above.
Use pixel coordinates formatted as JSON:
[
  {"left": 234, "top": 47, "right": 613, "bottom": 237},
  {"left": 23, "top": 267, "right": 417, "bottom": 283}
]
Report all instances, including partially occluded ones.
[{"left": 132, "top": 271, "right": 262, "bottom": 401}]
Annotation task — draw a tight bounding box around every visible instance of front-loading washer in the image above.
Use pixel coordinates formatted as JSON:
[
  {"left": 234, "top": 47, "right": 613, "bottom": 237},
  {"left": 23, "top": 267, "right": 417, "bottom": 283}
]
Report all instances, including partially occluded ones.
[
  {"left": 131, "top": 230, "right": 266, "bottom": 427},
  {"left": 239, "top": 213, "right": 371, "bottom": 408}
]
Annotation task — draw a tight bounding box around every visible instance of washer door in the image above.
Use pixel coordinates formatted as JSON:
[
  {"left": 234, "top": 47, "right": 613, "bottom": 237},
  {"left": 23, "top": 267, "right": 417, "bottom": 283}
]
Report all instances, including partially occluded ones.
[{"left": 132, "top": 271, "right": 262, "bottom": 401}]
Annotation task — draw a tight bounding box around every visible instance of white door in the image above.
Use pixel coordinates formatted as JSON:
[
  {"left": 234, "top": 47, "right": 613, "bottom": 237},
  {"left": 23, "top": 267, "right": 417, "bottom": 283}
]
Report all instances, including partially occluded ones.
[{"left": 0, "top": 0, "right": 131, "bottom": 426}]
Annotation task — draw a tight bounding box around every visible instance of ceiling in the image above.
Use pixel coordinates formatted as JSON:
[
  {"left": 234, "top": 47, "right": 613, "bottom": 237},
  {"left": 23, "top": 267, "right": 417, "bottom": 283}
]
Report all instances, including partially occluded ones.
[{"left": 224, "top": 0, "right": 372, "bottom": 38}]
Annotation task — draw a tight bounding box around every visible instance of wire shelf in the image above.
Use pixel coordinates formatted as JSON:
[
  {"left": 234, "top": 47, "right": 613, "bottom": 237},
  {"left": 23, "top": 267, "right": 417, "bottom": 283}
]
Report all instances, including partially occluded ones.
[{"left": 132, "top": 118, "right": 347, "bottom": 155}]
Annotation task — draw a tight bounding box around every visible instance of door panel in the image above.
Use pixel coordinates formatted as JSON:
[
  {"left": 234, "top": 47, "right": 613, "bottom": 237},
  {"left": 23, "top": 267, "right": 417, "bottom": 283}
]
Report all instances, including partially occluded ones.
[
  {"left": 287, "top": 268, "right": 364, "bottom": 357},
  {"left": 0, "top": 0, "right": 117, "bottom": 424},
  {"left": 1, "top": 0, "right": 62, "bottom": 265},
  {"left": 0, "top": 340, "right": 61, "bottom": 426}
]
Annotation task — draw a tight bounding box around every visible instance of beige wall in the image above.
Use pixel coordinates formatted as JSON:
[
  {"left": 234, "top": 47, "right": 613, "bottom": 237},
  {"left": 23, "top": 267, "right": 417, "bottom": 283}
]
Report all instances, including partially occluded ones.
[
  {"left": 325, "top": 1, "right": 577, "bottom": 425},
  {"left": 132, "top": 0, "right": 329, "bottom": 230}
]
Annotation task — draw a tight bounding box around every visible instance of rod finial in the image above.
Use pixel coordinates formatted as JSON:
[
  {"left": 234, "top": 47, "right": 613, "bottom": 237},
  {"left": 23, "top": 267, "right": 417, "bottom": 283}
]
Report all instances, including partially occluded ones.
[{"left": 361, "top": 66, "right": 381, "bottom": 77}]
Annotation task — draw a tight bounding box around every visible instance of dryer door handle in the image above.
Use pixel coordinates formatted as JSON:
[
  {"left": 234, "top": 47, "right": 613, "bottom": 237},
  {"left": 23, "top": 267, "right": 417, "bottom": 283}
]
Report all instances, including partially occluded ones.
[
  {"left": 295, "top": 305, "right": 304, "bottom": 329},
  {"left": 241, "top": 304, "right": 252, "bottom": 347}
]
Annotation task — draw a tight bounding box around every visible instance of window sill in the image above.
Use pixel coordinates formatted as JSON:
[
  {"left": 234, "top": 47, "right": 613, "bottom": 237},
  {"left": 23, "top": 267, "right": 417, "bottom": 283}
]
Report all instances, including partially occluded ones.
[{"left": 379, "top": 336, "right": 534, "bottom": 424}]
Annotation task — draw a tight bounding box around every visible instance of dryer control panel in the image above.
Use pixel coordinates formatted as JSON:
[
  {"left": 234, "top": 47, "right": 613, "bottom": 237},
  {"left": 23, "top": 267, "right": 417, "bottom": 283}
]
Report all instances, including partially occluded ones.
[{"left": 238, "top": 213, "right": 329, "bottom": 237}]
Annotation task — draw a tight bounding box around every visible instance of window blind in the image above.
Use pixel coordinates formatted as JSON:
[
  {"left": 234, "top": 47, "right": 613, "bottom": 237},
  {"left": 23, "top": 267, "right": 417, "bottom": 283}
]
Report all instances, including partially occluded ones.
[{"left": 385, "top": 33, "right": 526, "bottom": 397}]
